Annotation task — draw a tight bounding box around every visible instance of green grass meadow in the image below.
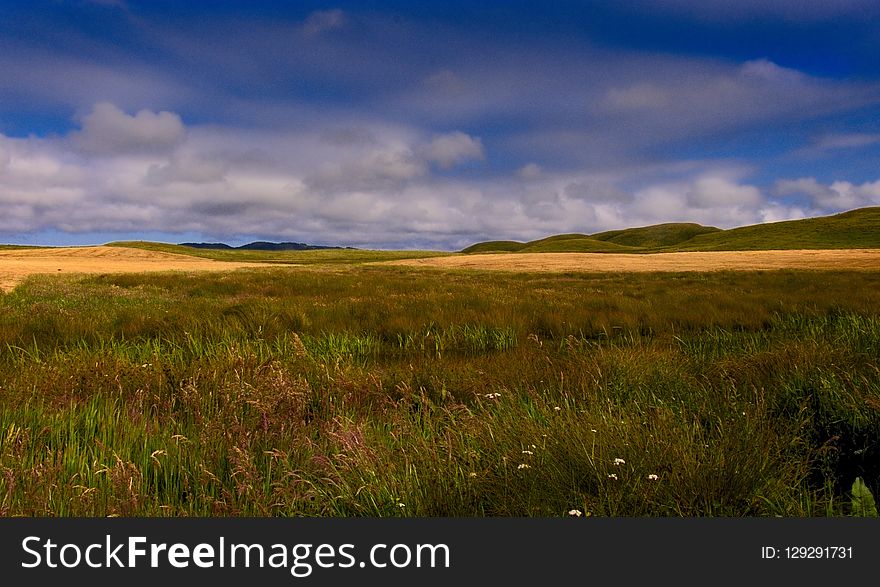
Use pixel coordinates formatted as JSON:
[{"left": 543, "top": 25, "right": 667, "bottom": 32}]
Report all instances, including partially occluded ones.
[{"left": 0, "top": 261, "right": 878, "bottom": 516}]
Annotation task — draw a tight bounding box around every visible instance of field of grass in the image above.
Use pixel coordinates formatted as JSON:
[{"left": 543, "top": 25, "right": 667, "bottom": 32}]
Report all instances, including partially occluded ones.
[
  {"left": 108, "top": 241, "right": 452, "bottom": 264},
  {"left": 0, "top": 261, "right": 878, "bottom": 516},
  {"left": 464, "top": 206, "right": 880, "bottom": 253}
]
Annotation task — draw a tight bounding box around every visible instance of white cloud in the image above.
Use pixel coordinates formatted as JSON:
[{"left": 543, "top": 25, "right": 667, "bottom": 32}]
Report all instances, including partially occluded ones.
[
  {"left": 604, "top": 83, "right": 670, "bottom": 110},
  {"left": 143, "top": 151, "right": 228, "bottom": 186},
  {"left": 1, "top": 103, "right": 877, "bottom": 249},
  {"left": 424, "top": 69, "right": 468, "bottom": 97},
  {"left": 517, "top": 163, "right": 542, "bottom": 179},
  {"left": 808, "top": 133, "right": 880, "bottom": 153},
  {"left": 299, "top": 9, "right": 348, "bottom": 37},
  {"left": 628, "top": 173, "right": 798, "bottom": 229},
  {"left": 0, "top": 46, "right": 192, "bottom": 113},
  {"left": 421, "top": 132, "right": 484, "bottom": 169},
  {"left": 73, "top": 102, "right": 186, "bottom": 155},
  {"left": 774, "top": 177, "right": 832, "bottom": 201},
  {"left": 687, "top": 175, "right": 764, "bottom": 208},
  {"left": 563, "top": 178, "right": 631, "bottom": 203},
  {"left": 830, "top": 180, "right": 880, "bottom": 208},
  {"left": 738, "top": 58, "right": 804, "bottom": 84},
  {"left": 776, "top": 177, "right": 880, "bottom": 210},
  {"left": 0, "top": 137, "right": 11, "bottom": 174},
  {"left": 306, "top": 145, "right": 427, "bottom": 194}
]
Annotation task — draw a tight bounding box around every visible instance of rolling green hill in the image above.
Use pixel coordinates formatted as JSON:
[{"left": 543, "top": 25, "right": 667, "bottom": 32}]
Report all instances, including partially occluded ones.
[
  {"left": 591, "top": 223, "right": 721, "bottom": 248},
  {"left": 462, "top": 233, "right": 636, "bottom": 253},
  {"left": 460, "top": 240, "right": 528, "bottom": 254},
  {"left": 670, "top": 207, "right": 880, "bottom": 251},
  {"left": 462, "top": 207, "right": 880, "bottom": 254},
  {"left": 519, "top": 236, "right": 636, "bottom": 253}
]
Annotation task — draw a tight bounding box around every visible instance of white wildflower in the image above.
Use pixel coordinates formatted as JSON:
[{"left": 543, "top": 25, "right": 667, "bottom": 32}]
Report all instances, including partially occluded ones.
[
  {"left": 613, "top": 458, "right": 626, "bottom": 466},
  {"left": 568, "top": 509, "right": 583, "bottom": 517},
  {"left": 607, "top": 473, "right": 618, "bottom": 480},
  {"left": 648, "top": 474, "right": 659, "bottom": 481},
  {"left": 517, "top": 463, "right": 531, "bottom": 470}
]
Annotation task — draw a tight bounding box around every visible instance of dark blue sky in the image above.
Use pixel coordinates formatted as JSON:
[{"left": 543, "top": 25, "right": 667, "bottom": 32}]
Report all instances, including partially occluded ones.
[{"left": 1, "top": 0, "right": 879, "bottom": 248}]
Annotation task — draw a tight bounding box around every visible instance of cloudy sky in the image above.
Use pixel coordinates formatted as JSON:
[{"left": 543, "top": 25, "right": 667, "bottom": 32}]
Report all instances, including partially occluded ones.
[{"left": 2, "top": 1, "right": 880, "bottom": 249}]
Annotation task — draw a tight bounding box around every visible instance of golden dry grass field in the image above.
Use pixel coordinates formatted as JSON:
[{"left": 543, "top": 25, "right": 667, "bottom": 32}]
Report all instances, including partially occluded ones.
[
  {"left": 4, "top": 246, "right": 879, "bottom": 292},
  {"left": 0, "top": 246, "right": 276, "bottom": 292},
  {"left": 387, "top": 249, "right": 880, "bottom": 273}
]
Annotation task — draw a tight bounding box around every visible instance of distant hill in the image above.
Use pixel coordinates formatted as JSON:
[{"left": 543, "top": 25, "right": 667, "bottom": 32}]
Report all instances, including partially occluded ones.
[
  {"left": 520, "top": 234, "right": 636, "bottom": 253},
  {"left": 591, "top": 223, "right": 721, "bottom": 248},
  {"left": 181, "top": 241, "right": 349, "bottom": 251},
  {"left": 462, "top": 207, "right": 880, "bottom": 253},
  {"left": 670, "top": 207, "right": 880, "bottom": 251},
  {"left": 462, "top": 235, "right": 634, "bottom": 254},
  {"left": 460, "top": 240, "right": 528, "bottom": 254}
]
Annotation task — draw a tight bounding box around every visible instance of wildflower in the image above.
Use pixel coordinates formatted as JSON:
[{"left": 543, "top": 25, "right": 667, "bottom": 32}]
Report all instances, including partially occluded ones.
[
  {"left": 607, "top": 473, "right": 618, "bottom": 480},
  {"left": 590, "top": 429, "right": 597, "bottom": 433},
  {"left": 484, "top": 392, "right": 502, "bottom": 399},
  {"left": 613, "top": 458, "right": 626, "bottom": 466},
  {"left": 553, "top": 406, "right": 562, "bottom": 411},
  {"left": 648, "top": 474, "right": 659, "bottom": 481},
  {"left": 517, "top": 463, "right": 531, "bottom": 470},
  {"left": 521, "top": 450, "right": 534, "bottom": 455},
  {"left": 397, "top": 502, "right": 406, "bottom": 508},
  {"left": 468, "top": 472, "right": 477, "bottom": 478},
  {"left": 568, "top": 509, "right": 583, "bottom": 517}
]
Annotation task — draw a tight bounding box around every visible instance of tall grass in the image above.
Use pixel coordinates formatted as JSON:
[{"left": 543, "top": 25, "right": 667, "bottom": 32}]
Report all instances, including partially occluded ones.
[{"left": 0, "top": 267, "right": 878, "bottom": 516}]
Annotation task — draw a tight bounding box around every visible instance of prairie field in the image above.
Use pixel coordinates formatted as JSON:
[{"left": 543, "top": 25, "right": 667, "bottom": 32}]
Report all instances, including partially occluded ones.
[
  {"left": 0, "top": 251, "right": 878, "bottom": 516},
  {"left": 389, "top": 248, "right": 880, "bottom": 273},
  {"left": 0, "top": 246, "right": 278, "bottom": 293}
]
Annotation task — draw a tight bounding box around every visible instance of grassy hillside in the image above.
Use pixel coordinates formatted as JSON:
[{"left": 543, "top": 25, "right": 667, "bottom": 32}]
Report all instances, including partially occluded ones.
[
  {"left": 463, "top": 233, "right": 637, "bottom": 254},
  {"left": 520, "top": 236, "right": 636, "bottom": 253},
  {"left": 591, "top": 223, "right": 720, "bottom": 248},
  {"left": 460, "top": 240, "right": 527, "bottom": 254},
  {"left": 462, "top": 207, "right": 880, "bottom": 253},
  {"left": 672, "top": 207, "right": 880, "bottom": 251}
]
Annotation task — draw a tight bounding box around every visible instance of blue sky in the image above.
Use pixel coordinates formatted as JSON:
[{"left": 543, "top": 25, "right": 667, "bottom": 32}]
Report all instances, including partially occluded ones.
[{"left": 1, "top": 1, "right": 879, "bottom": 249}]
